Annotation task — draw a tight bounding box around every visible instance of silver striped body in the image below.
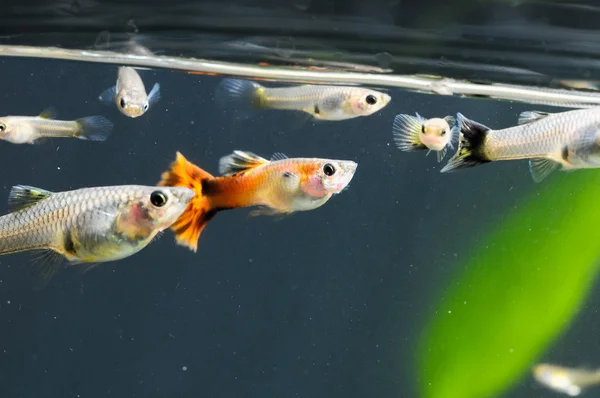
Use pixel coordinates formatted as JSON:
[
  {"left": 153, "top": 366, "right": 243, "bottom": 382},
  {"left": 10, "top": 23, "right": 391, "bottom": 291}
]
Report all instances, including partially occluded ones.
[
  {"left": 262, "top": 85, "right": 353, "bottom": 111},
  {"left": 215, "top": 78, "right": 390, "bottom": 121},
  {"left": 0, "top": 185, "right": 193, "bottom": 263},
  {"left": 1, "top": 117, "right": 80, "bottom": 143},
  {"left": 260, "top": 85, "right": 389, "bottom": 120},
  {"left": 484, "top": 107, "right": 600, "bottom": 161}
]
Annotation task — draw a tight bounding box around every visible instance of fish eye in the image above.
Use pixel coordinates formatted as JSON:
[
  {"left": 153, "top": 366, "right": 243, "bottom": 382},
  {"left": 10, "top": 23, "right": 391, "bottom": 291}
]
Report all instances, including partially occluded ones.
[
  {"left": 365, "top": 94, "right": 377, "bottom": 105},
  {"left": 119, "top": 98, "right": 126, "bottom": 109},
  {"left": 143, "top": 102, "right": 149, "bottom": 111},
  {"left": 441, "top": 129, "right": 447, "bottom": 136},
  {"left": 0, "top": 123, "right": 6, "bottom": 132},
  {"left": 283, "top": 171, "right": 292, "bottom": 178},
  {"left": 150, "top": 190, "right": 168, "bottom": 207},
  {"left": 323, "top": 163, "right": 336, "bottom": 176}
]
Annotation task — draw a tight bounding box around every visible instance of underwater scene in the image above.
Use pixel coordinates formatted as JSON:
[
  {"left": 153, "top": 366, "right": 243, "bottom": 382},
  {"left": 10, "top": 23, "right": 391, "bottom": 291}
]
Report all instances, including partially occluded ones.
[{"left": 1, "top": 1, "right": 600, "bottom": 398}]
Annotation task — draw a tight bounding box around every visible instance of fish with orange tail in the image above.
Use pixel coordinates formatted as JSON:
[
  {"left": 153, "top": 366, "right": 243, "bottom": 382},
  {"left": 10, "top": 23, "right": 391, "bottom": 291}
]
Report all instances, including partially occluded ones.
[{"left": 158, "top": 150, "right": 358, "bottom": 252}]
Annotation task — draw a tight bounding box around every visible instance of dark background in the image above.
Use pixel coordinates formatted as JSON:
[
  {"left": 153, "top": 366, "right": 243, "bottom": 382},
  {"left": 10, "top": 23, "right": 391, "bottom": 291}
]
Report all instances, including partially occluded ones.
[{"left": 0, "top": 58, "right": 597, "bottom": 398}]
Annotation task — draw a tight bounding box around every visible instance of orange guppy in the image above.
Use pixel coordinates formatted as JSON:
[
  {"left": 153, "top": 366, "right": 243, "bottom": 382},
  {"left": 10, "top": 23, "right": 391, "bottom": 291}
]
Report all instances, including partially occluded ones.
[{"left": 158, "top": 150, "right": 358, "bottom": 251}]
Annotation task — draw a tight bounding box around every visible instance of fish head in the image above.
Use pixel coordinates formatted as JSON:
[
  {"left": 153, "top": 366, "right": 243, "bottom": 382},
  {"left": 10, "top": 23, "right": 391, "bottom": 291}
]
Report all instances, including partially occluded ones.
[
  {"left": 0, "top": 118, "right": 36, "bottom": 143},
  {"left": 126, "top": 187, "right": 195, "bottom": 232},
  {"left": 420, "top": 118, "right": 452, "bottom": 151},
  {"left": 299, "top": 159, "right": 358, "bottom": 197},
  {"left": 116, "top": 90, "right": 150, "bottom": 118},
  {"left": 0, "top": 118, "right": 19, "bottom": 138},
  {"left": 0, "top": 119, "right": 10, "bottom": 139},
  {"left": 533, "top": 364, "right": 572, "bottom": 390},
  {"left": 347, "top": 89, "right": 391, "bottom": 116}
]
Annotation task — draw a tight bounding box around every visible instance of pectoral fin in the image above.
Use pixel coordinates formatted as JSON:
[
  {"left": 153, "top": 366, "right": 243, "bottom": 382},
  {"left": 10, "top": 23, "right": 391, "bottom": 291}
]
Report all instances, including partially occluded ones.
[{"left": 528, "top": 158, "right": 560, "bottom": 183}]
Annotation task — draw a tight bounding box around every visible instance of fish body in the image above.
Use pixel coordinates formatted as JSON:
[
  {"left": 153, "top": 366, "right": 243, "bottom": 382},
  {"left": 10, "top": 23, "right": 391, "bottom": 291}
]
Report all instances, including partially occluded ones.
[
  {"left": 99, "top": 66, "right": 161, "bottom": 118},
  {"left": 441, "top": 107, "right": 600, "bottom": 182},
  {"left": 122, "top": 41, "right": 155, "bottom": 57},
  {"left": 392, "top": 112, "right": 457, "bottom": 162},
  {"left": 533, "top": 363, "right": 600, "bottom": 396},
  {"left": 215, "top": 78, "right": 391, "bottom": 121},
  {"left": 0, "top": 109, "right": 113, "bottom": 144},
  {"left": 0, "top": 184, "right": 193, "bottom": 270},
  {"left": 158, "top": 150, "right": 358, "bottom": 251}
]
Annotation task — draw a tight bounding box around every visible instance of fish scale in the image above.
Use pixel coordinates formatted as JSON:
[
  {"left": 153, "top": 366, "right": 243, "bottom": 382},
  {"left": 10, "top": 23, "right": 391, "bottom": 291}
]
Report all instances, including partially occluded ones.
[
  {"left": 0, "top": 184, "right": 193, "bottom": 267},
  {"left": 484, "top": 108, "right": 600, "bottom": 159},
  {"left": 442, "top": 106, "right": 600, "bottom": 182}
]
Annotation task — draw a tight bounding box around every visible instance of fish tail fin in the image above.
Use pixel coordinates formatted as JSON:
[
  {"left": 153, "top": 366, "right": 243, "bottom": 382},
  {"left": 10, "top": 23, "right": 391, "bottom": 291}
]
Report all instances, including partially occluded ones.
[
  {"left": 158, "top": 152, "right": 217, "bottom": 252},
  {"left": 441, "top": 113, "right": 491, "bottom": 173},
  {"left": 214, "top": 78, "right": 264, "bottom": 119},
  {"left": 75, "top": 116, "right": 114, "bottom": 141},
  {"left": 392, "top": 113, "right": 426, "bottom": 152}
]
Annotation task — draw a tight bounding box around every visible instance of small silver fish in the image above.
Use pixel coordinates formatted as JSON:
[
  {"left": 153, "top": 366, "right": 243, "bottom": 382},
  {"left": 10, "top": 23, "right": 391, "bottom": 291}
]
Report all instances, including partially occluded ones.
[
  {"left": 392, "top": 112, "right": 457, "bottom": 162},
  {"left": 533, "top": 363, "right": 600, "bottom": 396},
  {"left": 0, "top": 109, "right": 113, "bottom": 144},
  {"left": 441, "top": 107, "right": 600, "bottom": 182},
  {"left": 100, "top": 66, "right": 161, "bottom": 118},
  {"left": 0, "top": 184, "right": 193, "bottom": 279},
  {"left": 215, "top": 78, "right": 391, "bottom": 121}
]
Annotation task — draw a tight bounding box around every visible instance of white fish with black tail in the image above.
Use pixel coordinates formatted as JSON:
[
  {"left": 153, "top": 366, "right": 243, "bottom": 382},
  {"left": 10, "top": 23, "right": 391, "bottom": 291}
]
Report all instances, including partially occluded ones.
[
  {"left": 0, "top": 109, "right": 113, "bottom": 144},
  {"left": 392, "top": 112, "right": 457, "bottom": 162},
  {"left": 215, "top": 78, "right": 391, "bottom": 121},
  {"left": 440, "top": 107, "right": 600, "bottom": 182},
  {"left": 99, "top": 66, "right": 161, "bottom": 118}
]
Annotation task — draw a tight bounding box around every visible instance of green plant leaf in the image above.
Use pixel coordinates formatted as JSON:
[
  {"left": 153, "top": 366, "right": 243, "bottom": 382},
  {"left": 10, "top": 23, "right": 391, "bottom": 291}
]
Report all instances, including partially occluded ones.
[{"left": 418, "top": 171, "right": 600, "bottom": 398}]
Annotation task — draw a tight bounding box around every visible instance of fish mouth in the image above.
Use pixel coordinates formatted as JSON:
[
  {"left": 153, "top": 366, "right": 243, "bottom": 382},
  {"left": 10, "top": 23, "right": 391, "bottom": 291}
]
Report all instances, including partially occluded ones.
[
  {"left": 327, "top": 161, "right": 358, "bottom": 193},
  {"left": 341, "top": 161, "right": 358, "bottom": 176},
  {"left": 421, "top": 138, "right": 445, "bottom": 150},
  {"left": 125, "top": 110, "right": 144, "bottom": 118}
]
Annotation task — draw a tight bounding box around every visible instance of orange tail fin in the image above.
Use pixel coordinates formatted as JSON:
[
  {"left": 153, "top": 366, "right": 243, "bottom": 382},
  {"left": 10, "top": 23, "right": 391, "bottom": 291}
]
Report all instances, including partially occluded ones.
[{"left": 158, "top": 152, "right": 216, "bottom": 252}]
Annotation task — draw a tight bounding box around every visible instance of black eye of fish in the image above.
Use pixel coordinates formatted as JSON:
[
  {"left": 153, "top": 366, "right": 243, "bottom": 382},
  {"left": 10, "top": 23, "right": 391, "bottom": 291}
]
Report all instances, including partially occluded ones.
[
  {"left": 150, "top": 191, "right": 168, "bottom": 207},
  {"left": 323, "top": 163, "right": 336, "bottom": 176},
  {"left": 441, "top": 129, "right": 446, "bottom": 136},
  {"left": 143, "top": 103, "right": 149, "bottom": 111},
  {"left": 119, "top": 98, "right": 126, "bottom": 109},
  {"left": 365, "top": 95, "right": 377, "bottom": 105},
  {"left": 283, "top": 171, "right": 292, "bottom": 178},
  {"left": 0, "top": 123, "right": 6, "bottom": 132}
]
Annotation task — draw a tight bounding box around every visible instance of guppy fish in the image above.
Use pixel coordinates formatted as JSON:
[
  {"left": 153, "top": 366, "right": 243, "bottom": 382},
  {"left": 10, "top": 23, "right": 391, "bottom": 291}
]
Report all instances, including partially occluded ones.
[
  {"left": 441, "top": 107, "right": 600, "bottom": 182},
  {"left": 533, "top": 363, "right": 600, "bottom": 396},
  {"left": 215, "top": 78, "right": 391, "bottom": 121},
  {"left": 0, "top": 184, "right": 193, "bottom": 277},
  {"left": 392, "top": 112, "right": 457, "bottom": 162},
  {"left": 158, "top": 150, "right": 358, "bottom": 252},
  {"left": 99, "top": 66, "right": 161, "bottom": 118},
  {"left": 0, "top": 109, "right": 113, "bottom": 144}
]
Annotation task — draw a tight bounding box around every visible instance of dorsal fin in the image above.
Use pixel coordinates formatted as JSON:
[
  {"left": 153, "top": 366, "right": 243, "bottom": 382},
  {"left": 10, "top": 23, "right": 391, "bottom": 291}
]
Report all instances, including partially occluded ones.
[
  {"left": 518, "top": 111, "right": 552, "bottom": 125},
  {"left": 8, "top": 185, "right": 53, "bottom": 212},
  {"left": 444, "top": 115, "right": 456, "bottom": 126},
  {"left": 270, "top": 152, "right": 289, "bottom": 161},
  {"left": 38, "top": 107, "right": 57, "bottom": 119},
  {"left": 218, "top": 150, "right": 269, "bottom": 175}
]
